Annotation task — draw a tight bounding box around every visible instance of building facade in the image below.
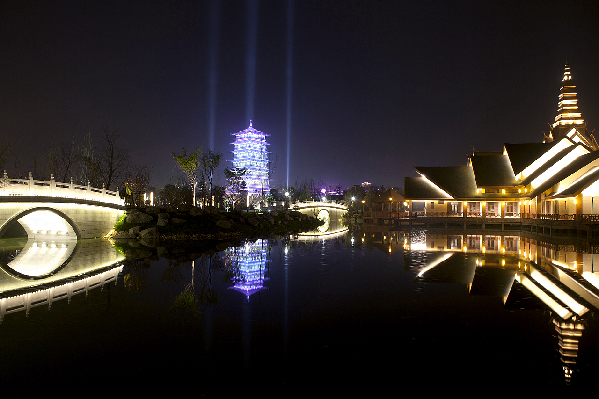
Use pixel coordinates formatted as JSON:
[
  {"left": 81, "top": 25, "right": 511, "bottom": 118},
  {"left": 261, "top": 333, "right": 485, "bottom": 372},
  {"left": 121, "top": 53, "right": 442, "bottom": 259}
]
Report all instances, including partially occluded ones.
[{"left": 404, "top": 63, "right": 599, "bottom": 222}]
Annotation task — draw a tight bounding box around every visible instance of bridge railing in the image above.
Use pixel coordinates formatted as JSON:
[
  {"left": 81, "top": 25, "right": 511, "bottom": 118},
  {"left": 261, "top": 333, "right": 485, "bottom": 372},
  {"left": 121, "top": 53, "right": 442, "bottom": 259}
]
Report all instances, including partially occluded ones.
[
  {"left": 292, "top": 201, "right": 348, "bottom": 211},
  {"left": 0, "top": 173, "right": 124, "bottom": 206}
]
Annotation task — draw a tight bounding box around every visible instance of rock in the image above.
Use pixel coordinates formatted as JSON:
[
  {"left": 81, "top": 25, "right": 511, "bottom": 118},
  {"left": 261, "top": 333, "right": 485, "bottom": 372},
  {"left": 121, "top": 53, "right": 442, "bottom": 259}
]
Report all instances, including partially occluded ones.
[
  {"left": 189, "top": 207, "right": 203, "bottom": 216},
  {"left": 139, "top": 227, "right": 159, "bottom": 240},
  {"left": 215, "top": 242, "right": 231, "bottom": 251},
  {"left": 128, "top": 226, "right": 141, "bottom": 237},
  {"left": 125, "top": 247, "right": 153, "bottom": 260},
  {"left": 139, "top": 227, "right": 160, "bottom": 247},
  {"left": 216, "top": 219, "right": 232, "bottom": 229},
  {"left": 156, "top": 246, "right": 168, "bottom": 257},
  {"left": 110, "top": 230, "right": 131, "bottom": 240},
  {"left": 247, "top": 217, "right": 260, "bottom": 227},
  {"left": 205, "top": 206, "right": 220, "bottom": 215},
  {"left": 157, "top": 218, "right": 168, "bottom": 227},
  {"left": 126, "top": 211, "right": 153, "bottom": 224}
]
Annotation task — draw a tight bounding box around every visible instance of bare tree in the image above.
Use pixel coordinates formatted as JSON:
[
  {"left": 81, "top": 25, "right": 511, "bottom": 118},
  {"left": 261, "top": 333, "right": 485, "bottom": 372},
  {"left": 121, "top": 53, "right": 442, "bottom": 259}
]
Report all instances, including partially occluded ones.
[
  {"left": 126, "top": 164, "right": 152, "bottom": 206},
  {"left": 45, "top": 139, "right": 79, "bottom": 182},
  {"left": 97, "top": 128, "right": 131, "bottom": 190},
  {"left": 0, "top": 138, "right": 10, "bottom": 173}
]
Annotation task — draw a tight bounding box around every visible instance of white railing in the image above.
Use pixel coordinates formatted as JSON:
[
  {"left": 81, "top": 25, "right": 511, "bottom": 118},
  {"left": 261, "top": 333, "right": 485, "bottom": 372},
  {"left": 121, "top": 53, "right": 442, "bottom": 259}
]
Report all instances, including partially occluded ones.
[
  {"left": 292, "top": 201, "right": 348, "bottom": 211},
  {"left": 0, "top": 172, "right": 124, "bottom": 206}
]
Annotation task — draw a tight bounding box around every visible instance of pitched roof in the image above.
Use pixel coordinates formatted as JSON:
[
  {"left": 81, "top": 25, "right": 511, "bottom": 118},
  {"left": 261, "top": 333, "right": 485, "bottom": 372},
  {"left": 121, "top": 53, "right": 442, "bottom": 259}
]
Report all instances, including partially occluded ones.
[
  {"left": 373, "top": 188, "right": 404, "bottom": 202},
  {"left": 503, "top": 143, "right": 550, "bottom": 175},
  {"left": 528, "top": 151, "right": 599, "bottom": 198},
  {"left": 470, "top": 153, "right": 517, "bottom": 187},
  {"left": 404, "top": 176, "right": 452, "bottom": 200},
  {"left": 550, "top": 166, "right": 599, "bottom": 198},
  {"left": 413, "top": 166, "right": 479, "bottom": 199}
]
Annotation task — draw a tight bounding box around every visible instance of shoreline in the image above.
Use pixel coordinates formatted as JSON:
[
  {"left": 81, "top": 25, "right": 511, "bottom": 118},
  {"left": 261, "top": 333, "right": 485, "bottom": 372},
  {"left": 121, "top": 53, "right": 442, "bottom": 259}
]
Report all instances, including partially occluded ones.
[{"left": 108, "top": 206, "right": 325, "bottom": 260}]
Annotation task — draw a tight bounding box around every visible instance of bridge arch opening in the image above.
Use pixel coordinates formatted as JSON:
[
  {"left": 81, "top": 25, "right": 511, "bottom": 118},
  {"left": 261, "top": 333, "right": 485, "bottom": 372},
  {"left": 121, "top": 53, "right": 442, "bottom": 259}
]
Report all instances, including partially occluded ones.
[
  {"left": 1, "top": 238, "right": 78, "bottom": 279},
  {"left": 0, "top": 207, "right": 79, "bottom": 241}
]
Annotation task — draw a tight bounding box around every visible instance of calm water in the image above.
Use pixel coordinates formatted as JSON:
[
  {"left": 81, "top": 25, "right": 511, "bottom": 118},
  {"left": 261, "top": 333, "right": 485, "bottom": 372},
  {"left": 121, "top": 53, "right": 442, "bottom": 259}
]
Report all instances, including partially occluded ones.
[{"left": 1, "top": 227, "right": 598, "bottom": 394}]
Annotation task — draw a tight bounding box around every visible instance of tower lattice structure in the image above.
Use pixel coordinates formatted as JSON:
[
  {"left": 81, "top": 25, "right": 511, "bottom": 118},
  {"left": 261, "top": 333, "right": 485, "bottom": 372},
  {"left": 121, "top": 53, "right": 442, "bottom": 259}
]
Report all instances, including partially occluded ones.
[{"left": 230, "top": 121, "right": 270, "bottom": 196}]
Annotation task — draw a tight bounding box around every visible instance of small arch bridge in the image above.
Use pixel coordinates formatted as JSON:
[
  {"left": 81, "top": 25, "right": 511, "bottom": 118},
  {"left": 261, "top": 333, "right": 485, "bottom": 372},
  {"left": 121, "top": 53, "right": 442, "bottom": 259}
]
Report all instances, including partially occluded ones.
[
  {"left": 0, "top": 174, "right": 125, "bottom": 240},
  {"left": 292, "top": 201, "right": 348, "bottom": 235}
]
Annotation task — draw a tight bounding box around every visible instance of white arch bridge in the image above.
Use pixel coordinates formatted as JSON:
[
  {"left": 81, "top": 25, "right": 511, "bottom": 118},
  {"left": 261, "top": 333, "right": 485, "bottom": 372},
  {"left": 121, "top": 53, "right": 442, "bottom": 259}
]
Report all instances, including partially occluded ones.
[
  {"left": 0, "top": 174, "right": 125, "bottom": 240},
  {"left": 292, "top": 201, "right": 348, "bottom": 236}
]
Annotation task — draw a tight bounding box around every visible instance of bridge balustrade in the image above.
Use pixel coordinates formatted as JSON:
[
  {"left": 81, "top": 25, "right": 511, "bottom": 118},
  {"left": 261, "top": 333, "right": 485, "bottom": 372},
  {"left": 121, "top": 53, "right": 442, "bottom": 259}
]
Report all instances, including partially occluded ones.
[{"left": 0, "top": 173, "right": 123, "bottom": 206}]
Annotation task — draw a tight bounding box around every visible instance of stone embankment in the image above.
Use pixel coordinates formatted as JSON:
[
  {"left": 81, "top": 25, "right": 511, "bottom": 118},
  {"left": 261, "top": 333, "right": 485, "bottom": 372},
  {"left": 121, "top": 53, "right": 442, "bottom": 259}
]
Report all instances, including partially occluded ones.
[{"left": 108, "top": 206, "right": 323, "bottom": 258}]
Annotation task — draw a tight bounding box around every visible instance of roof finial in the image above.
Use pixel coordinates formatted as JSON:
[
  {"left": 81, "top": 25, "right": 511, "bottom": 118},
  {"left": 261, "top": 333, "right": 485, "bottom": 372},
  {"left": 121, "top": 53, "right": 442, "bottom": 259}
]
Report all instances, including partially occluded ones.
[{"left": 249, "top": 119, "right": 253, "bottom": 127}]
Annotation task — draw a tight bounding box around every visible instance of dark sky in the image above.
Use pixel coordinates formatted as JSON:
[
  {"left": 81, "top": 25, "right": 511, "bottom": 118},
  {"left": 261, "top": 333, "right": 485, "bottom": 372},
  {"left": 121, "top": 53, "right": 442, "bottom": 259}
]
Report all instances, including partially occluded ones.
[{"left": 2, "top": 0, "right": 599, "bottom": 191}]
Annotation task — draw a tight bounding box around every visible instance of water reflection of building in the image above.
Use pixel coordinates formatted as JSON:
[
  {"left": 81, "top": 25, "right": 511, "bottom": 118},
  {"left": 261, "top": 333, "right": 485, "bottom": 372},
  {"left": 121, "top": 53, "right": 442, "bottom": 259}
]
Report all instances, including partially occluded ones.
[
  {"left": 0, "top": 238, "right": 124, "bottom": 321},
  {"left": 360, "top": 225, "right": 403, "bottom": 254},
  {"left": 405, "top": 230, "right": 599, "bottom": 385},
  {"left": 227, "top": 239, "right": 268, "bottom": 301}
]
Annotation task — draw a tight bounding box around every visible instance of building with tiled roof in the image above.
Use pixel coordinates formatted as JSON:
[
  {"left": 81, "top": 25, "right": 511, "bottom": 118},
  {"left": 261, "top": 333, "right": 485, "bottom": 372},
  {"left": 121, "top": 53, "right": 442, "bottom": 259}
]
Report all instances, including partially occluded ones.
[{"left": 404, "top": 63, "right": 599, "bottom": 220}]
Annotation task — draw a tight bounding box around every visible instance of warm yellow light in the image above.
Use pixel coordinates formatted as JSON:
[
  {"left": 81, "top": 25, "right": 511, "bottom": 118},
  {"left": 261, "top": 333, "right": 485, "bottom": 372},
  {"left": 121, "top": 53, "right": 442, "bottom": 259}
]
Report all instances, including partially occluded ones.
[
  {"left": 501, "top": 189, "right": 506, "bottom": 194},
  {"left": 463, "top": 246, "right": 467, "bottom": 252},
  {"left": 389, "top": 197, "right": 392, "bottom": 201}
]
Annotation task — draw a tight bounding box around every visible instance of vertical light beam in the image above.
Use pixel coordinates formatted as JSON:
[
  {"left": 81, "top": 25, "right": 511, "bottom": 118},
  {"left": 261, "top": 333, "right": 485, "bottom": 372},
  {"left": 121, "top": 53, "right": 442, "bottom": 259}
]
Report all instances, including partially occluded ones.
[
  {"left": 208, "top": 0, "right": 220, "bottom": 150},
  {"left": 286, "top": 0, "right": 294, "bottom": 188},
  {"left": 246, "top": 0, "right": 258, "bottom": 124}
]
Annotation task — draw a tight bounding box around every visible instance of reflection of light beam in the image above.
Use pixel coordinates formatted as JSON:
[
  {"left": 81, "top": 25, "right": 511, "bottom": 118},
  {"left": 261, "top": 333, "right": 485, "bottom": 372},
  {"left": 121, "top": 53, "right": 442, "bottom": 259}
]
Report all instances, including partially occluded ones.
[{"left": 416, "top": 253, "right": 454, "bottom": 278}]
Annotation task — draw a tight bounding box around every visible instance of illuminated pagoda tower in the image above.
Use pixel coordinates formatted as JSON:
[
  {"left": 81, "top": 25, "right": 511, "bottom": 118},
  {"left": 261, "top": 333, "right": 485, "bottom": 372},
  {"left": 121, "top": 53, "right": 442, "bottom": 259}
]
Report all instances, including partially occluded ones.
[
  {"left": 230, "top": 121, "right": 270, "bottom": 197},
  {"left": 544, "top": 62, "right": 598, "bottom": 150}
]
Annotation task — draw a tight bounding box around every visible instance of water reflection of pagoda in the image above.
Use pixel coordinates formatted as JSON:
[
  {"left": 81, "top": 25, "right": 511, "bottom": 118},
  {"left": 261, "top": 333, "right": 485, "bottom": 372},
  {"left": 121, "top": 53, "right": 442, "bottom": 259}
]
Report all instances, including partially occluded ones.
[
  {"left": 227, "top": 239, "right": 268, "bottom": 301},
  {"left": 405, "top": 231, "right": 599, "bottom": 386}
]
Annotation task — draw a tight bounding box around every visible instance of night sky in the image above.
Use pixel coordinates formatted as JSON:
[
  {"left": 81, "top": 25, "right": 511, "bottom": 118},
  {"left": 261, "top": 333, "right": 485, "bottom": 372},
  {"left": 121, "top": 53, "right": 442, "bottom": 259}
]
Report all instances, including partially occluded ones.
[{"left": 2, "top": 0, "right": 599, "bottom": 191}]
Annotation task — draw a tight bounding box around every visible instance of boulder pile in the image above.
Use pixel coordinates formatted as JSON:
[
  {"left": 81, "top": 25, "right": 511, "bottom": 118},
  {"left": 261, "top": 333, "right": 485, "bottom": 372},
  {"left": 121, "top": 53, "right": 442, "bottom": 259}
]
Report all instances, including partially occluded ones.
[{"left": 109, "top": 206, "right": 323, "bottom": 247}]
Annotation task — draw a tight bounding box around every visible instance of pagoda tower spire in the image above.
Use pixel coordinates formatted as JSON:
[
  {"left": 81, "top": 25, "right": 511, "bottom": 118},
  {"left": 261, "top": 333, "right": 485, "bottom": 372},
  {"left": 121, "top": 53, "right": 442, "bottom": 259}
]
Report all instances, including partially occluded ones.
[{"left": 545, "top": 62, "right": 597, "bottom": 150}]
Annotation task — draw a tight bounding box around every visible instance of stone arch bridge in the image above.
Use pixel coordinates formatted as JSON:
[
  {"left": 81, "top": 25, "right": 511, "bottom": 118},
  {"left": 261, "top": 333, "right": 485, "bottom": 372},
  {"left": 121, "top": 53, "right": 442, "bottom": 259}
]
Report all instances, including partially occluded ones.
[{"left": 0, "top": 174, "right": 125, "bottom": 240}]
